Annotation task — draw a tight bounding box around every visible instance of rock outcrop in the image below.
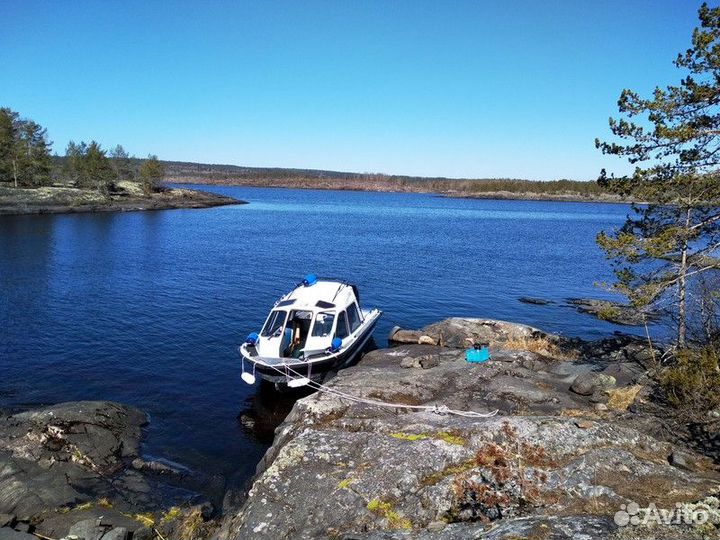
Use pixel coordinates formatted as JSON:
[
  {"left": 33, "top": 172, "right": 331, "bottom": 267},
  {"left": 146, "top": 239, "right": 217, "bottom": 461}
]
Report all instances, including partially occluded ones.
[
  {"left": 388, "top": 318, "right": 563, "bottom": 349},
  {"left": 0, "top": 183, "right": 245, "bottom": 216},
  {"left": 0, "top": 401, "right": 218, "bottom": 540},
  {"left": 566, "top": 298, "right": 658, "bottom": 326},
  {"left": 220, "top": 319, "right": 720, "bottom": 540}
]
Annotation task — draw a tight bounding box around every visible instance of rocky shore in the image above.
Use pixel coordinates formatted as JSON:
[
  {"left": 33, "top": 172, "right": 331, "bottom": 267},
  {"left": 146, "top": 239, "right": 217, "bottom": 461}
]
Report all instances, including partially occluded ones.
[
  {"left": 443, "top": 191, "right": 633, "bottom": 204},
  {"left": 0, "top": 183, "right": 243, "bottom": 216},
  {"left": 218, "top": 318, "right": 720, "bottom": 540},
  {"left": 0, "top": 401, "right": 221, "bottom": 540},
  {"left": 5, "top": 318, "right": 720, "bottom": 540}
]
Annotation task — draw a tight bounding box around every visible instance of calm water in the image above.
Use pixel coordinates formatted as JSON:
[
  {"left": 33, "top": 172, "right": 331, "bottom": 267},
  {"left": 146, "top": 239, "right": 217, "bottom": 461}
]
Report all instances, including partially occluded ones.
[{"left": 0, "top": 186, "right": 633, "bottom": 484}]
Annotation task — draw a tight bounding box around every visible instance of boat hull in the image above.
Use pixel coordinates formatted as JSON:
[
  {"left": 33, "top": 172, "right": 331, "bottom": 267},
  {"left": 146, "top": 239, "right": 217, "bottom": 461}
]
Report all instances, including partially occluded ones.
[{"left": 240, "top": 311, "right": 381, "bottom": 385}]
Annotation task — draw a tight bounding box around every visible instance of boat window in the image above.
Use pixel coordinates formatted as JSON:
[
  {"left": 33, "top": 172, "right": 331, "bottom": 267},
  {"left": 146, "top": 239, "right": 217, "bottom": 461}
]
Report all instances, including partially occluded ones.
[
  {"left": 347, "top": 303, "right": 361, "bottom": 332},
  {"left": 311, "top": 312, "right": 335, "bottom": 337},
  {"left": 261, "top": 310, "right": 287, "bottom": 337},
  {"left": 335, "top": 311, "right": 349, "bottom": 339},
  {"left": 284, "top": 310, "right": 313, "bottom": 358}
]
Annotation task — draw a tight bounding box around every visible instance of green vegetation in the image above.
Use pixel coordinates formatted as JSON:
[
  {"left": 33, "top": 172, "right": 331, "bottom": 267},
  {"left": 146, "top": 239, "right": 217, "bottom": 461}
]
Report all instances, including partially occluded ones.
[
  {"left": 2, "top": 108, "right": 612, "bottom": 202},
  {"left": 139, "top": 154, "right": 165, "bottom": 194},
  {"left": 596, "top": 3, "right": 720, "bottom": 347},
  {"left": 389, "top": 431, "right": 466, "bottom": 445},
  {"left": 661, "top": 346, "right": 720, "bottom": 414},
  {"left": 596, "top": 3, "right": 720, "bottom": 414},
  {"left": 366, "top": 498, "right": 412, "bottom": 530},
  {"left": 336, "top": 477, "right": 355, "bottom": 489},
  {"left": 160, "top": 506, "right": 183, "bottom": 524},
  {"left": 64, "top": 141, "right": 117, "bottom": 195},
  {"left": 595, "top": 304, "right": 622, "bottom": 322},
  {"left": 0, "top": 106, "right": 162, "bottom": 196},
  {"left": 0, "top": 107, "right": 52, "bottom": 188},
  {"left": 389, "top": 432, "right": 429, "bottom": 442},
  {"left": 109, "top": 144, "right": 133, "bottom": 182}
]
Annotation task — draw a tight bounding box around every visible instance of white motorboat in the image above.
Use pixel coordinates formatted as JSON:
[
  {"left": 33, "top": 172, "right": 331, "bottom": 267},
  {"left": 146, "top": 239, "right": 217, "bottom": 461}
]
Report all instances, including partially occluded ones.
[{"left": 238, "top": 275, "right": 382, "bottom": 387}]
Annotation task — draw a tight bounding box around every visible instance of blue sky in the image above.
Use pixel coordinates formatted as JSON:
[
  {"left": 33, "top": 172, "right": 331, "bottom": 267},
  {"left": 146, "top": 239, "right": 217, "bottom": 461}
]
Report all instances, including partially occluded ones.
[{"left": 0, "top": 0, "right": 706, "bottom": 180}]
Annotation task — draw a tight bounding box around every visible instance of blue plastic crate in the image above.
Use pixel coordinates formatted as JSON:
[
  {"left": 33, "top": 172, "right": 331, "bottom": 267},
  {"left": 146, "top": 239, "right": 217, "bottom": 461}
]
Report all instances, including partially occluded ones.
[{"left": 466, "top": 347, "right": 490, "bottom": 363}]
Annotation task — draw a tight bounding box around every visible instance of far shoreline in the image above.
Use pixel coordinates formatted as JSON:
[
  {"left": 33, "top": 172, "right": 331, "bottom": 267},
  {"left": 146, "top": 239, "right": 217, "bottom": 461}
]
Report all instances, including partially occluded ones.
[{"left": 169, "top": 177, "right": 635, "bottom": 205}]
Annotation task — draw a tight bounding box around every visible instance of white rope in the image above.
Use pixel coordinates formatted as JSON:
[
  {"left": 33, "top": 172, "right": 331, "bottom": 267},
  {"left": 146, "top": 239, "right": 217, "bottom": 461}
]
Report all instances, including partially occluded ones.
[{"left": 264, "top": 362, "right": 499, "bottom": 419}]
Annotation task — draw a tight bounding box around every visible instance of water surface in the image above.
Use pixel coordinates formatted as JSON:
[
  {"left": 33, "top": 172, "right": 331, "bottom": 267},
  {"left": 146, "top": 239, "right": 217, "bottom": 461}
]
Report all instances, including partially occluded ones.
[{"left": 0, "top": 186, "right": 633, "bottom": 483}]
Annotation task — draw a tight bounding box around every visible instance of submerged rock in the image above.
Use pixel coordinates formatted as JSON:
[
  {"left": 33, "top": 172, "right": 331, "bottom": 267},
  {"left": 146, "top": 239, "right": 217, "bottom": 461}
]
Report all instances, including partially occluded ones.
[
  {"left": 566, "top": 298, "right": 657, "bottom": 326},
  {"left": 518, "top": 296, "right": 553, "bottom": 305},
  {"left": 219, "top": 319, "right": 720, "bottom": 540}
]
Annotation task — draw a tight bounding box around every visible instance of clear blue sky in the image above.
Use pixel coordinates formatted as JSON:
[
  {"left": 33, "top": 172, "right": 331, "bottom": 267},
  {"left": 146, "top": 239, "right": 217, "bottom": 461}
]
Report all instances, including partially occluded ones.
[{"left": 0, "top": 0, "right": 706, "bottom": 180}]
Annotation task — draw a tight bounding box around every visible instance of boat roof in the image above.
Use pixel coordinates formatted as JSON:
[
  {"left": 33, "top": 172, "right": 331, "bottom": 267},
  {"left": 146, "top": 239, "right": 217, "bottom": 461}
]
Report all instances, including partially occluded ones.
[{"left": 278, "top": 279, "right": 358, "bottom": 311}]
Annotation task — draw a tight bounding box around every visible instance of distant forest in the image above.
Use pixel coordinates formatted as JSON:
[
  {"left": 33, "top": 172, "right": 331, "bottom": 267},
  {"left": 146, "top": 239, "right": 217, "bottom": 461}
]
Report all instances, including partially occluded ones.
[{"left": 163, "top": 160, "right": 613, "bottom": 198}]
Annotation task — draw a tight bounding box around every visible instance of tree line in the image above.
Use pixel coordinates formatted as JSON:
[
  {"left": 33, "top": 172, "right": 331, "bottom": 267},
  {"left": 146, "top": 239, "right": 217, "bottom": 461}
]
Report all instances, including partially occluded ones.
[
  {"left": 166, "top": 160, "right": 609, "bottom": 197},
  {"left": 0, "top": 107, "right": 164, "bottom": 194}
]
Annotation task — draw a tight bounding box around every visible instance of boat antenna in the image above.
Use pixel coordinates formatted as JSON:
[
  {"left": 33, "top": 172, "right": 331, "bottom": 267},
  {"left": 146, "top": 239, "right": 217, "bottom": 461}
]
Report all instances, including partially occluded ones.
[{"left": 331, "top": 282, "right": 344, "bottom": 303}]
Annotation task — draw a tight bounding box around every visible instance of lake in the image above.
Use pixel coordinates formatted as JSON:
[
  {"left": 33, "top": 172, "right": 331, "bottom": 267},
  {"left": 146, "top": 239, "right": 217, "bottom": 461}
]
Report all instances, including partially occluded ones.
[{"left": 0, "top": 186, "right": 634, "bottom": 486}]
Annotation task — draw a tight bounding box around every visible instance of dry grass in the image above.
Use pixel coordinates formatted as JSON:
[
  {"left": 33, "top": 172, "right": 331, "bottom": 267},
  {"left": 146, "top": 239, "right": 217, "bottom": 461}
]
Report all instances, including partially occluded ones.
[
  {"left": 367, "top": 391, "right": 424, "bottom": 406},
  {"left": 502, "top": 337, "right": 576, "bottom": 360},
  {"left": 177, "top": 507, "right": 205, "bottom": 540},
  {"left": 606, "top": 385, "right": 642, "bottom": 411},
  {"left": 445, "top": 422, "right": 558, "bottom": 523}
]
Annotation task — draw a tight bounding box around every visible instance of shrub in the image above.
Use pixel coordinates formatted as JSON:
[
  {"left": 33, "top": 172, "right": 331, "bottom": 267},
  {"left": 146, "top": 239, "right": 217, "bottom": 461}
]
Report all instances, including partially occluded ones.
[
  {"left": 139, "top": 155, "right": 165, "bottom": 194},
  {"left": 660, "top": 346, "right": 720, "bottom": 414}
]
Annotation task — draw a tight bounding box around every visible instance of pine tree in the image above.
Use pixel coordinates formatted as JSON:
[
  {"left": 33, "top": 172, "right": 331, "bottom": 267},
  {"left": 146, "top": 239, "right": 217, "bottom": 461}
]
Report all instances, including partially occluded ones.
[
  {"left": 81, "top": 141, "right": 116, "bottom": 195},
  {"left": 596, "top": 3, "right": 720, "bottom": 346},
  {"left": 109, "top": 144, "right": 134, "bottom": 182},
  {"left": 62, "top": 141, "right": 85, "bottom": 187},
  {"left": 15, "top": 120, "right": 52, "bottom": 187},
  {"left": 0, "top": 109, "right": 17, "bottom": 185},
  {"left": 0, "top": 108, "right": 52, "bottom": 187},
  {"left": 138, "top": 155, "right": 164, "bottom": 194}
]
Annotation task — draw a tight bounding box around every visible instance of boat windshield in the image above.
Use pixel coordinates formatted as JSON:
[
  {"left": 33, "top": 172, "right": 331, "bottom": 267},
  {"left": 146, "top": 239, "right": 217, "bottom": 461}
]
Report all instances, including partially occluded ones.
[
  {"left": 261, "top": 310, "right": 287, "bottom": 337},
  {"left": 311, "top": 312, "right": 335, "bottom": 337}
]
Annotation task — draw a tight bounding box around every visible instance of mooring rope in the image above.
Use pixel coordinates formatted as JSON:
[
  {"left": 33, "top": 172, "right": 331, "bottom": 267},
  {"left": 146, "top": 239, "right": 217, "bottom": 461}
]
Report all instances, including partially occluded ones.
[{"left": 264, "top": 362, "right": 499, "bottom": 419}]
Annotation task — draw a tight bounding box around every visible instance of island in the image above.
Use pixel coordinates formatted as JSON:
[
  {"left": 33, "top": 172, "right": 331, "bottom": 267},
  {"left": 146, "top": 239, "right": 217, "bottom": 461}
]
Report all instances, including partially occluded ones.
[
  {"left": 0, "top": 109, "right": 245, "bottom": 216},
  {"left": 0, "top": 181, "right": 244, "bottom": 216}
]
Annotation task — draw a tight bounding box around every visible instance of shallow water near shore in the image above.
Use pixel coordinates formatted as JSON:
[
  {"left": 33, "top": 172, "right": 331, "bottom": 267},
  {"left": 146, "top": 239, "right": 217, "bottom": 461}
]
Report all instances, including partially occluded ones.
[{"left": 0, "top": 186, "right": 638, "bottom": 486}]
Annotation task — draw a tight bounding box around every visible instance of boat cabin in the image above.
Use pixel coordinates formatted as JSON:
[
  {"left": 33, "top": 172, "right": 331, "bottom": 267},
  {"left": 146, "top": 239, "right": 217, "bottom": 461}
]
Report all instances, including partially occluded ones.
[{"left": 255, "top": 277, "right": 365, "bottom": 360}]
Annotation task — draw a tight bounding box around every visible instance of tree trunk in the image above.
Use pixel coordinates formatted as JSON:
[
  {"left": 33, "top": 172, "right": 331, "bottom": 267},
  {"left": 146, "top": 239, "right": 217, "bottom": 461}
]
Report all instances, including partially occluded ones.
[
  {"left": 12, "top": 159, "right": 17, "bottom": 188},
  {"left": 678, "top": 248, "right": 687, "bottom": 347},
  {"left": 678, "top": 207, "right": 693, "bottom": 347}
]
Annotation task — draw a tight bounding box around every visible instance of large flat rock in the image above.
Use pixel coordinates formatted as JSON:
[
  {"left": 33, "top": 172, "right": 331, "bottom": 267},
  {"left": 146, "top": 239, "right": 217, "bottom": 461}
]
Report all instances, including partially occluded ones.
[{"left": 219, "top": 322, "right": 720, "bottom": 540}]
